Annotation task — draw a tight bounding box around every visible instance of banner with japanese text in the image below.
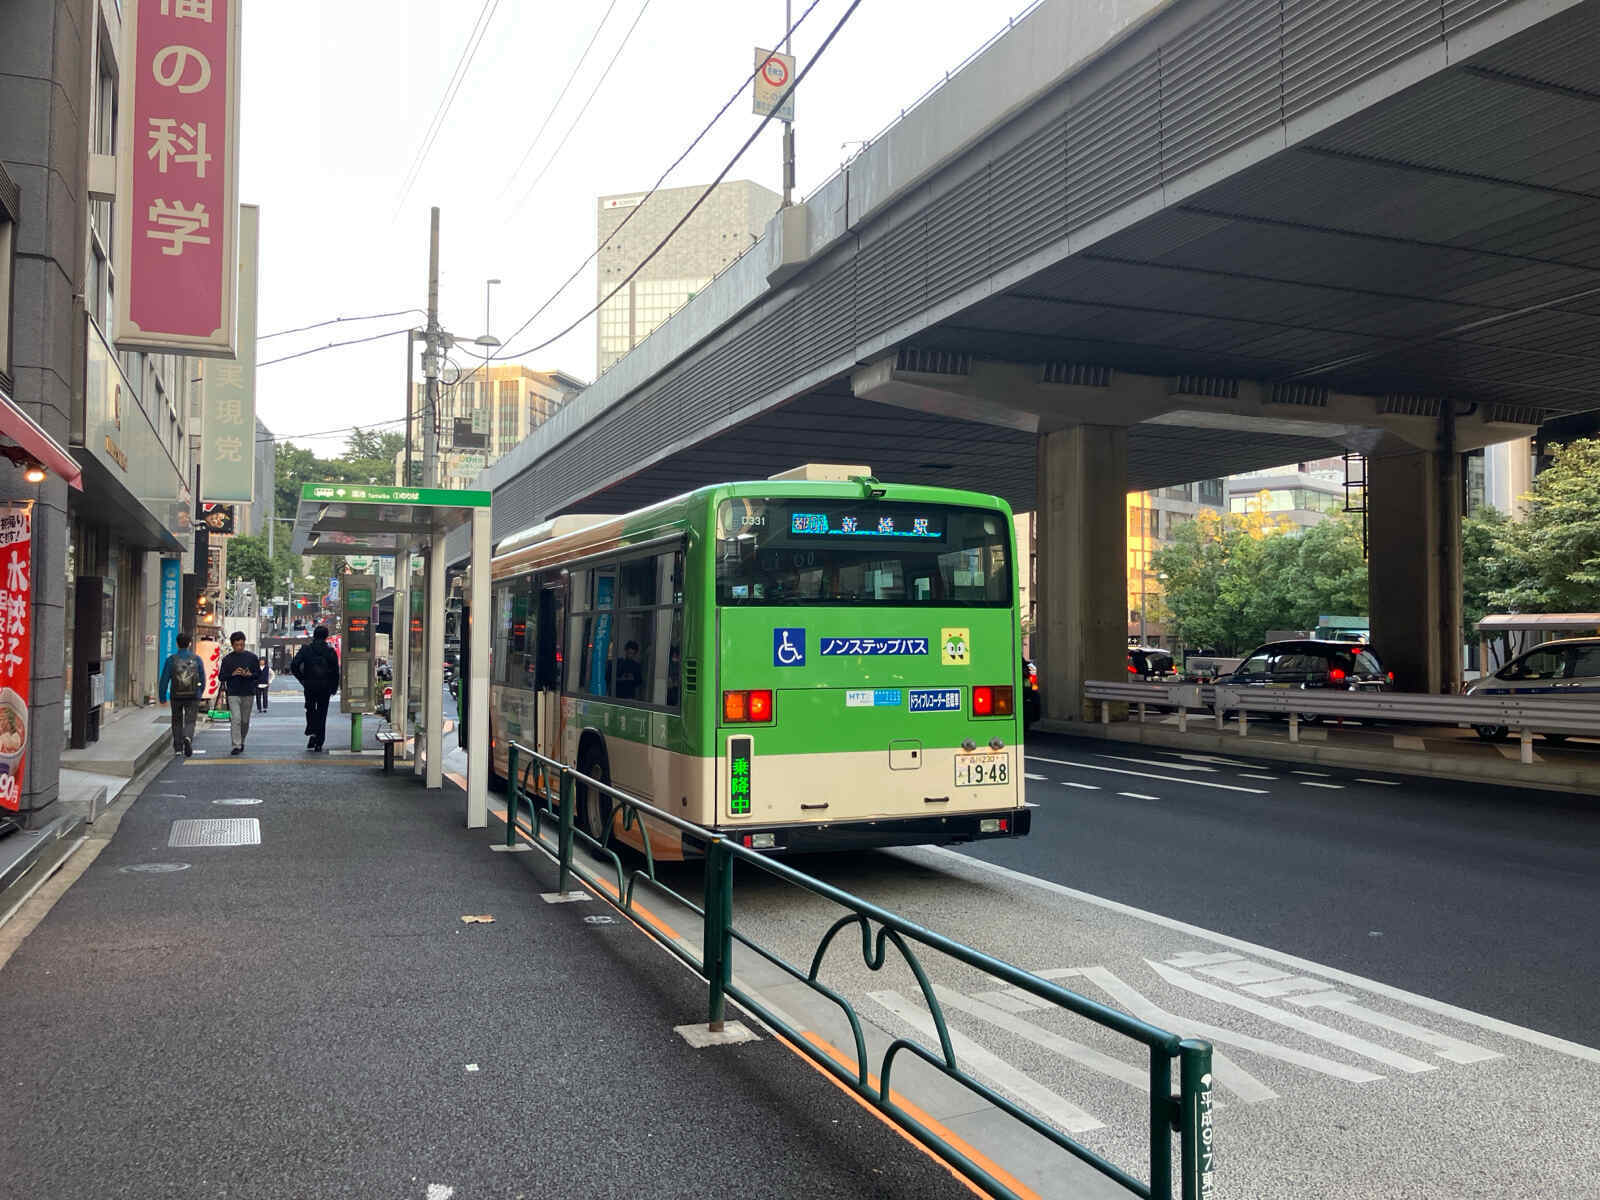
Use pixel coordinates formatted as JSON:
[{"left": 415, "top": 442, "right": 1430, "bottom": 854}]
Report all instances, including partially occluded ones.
[
  {"left": 114, "top": 0, "right": 242, "bottom": 357},
  {"left": 0, "top": 505, "right": 33, "bottom": 813},
  {"left": 159, "top": 557, "right": 181, "bottom": 669},
  {"left": 200, "top": 203, "right": 257, "bottom": 500}
]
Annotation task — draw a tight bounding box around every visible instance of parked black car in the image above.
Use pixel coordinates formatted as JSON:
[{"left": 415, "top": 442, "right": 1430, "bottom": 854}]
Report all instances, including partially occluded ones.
[
  {"left": 1127, "top": 645, "right": 1179, "bottom": 680},
  {"left": 1220, "top": 639, "right": 1391, "bottom": 719}
]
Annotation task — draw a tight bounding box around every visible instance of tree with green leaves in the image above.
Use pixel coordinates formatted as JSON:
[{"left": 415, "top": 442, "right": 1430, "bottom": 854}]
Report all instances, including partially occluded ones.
[{"left": 1486, "top": 438, "right": 1600, "bottom": 613}]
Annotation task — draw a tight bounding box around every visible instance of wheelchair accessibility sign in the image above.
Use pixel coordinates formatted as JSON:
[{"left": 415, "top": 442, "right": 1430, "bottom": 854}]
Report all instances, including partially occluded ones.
[{"left": 773, "top": 627, "right": 806, "bottom": 667}]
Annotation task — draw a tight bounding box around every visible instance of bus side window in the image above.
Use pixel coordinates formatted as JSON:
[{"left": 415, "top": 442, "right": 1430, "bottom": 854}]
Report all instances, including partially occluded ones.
[{"left": 536, "top": 584, "right": 561, "bottom": 689}]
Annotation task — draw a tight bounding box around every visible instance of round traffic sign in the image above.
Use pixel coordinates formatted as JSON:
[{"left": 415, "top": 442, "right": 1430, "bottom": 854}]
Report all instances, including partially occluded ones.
[{"left": 762, "top": 56, "right": 789, "bottom": 88}]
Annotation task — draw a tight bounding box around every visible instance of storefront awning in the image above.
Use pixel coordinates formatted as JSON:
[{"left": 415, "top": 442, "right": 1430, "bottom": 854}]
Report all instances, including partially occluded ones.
[{"left": 0, "top": 391, "right": 83, "bottom": 490}]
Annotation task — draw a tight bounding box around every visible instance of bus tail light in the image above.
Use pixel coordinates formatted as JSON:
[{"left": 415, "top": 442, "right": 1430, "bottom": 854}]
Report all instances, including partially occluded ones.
[
  {"left": 972, "top": 686, "right": 1013, "bottom": 717},
  {"left": 723, "top": 690, "right": 774, "bottom": 723},
  {"left": 1329, "top": 668, "right": 1347, "bottom": 682}
]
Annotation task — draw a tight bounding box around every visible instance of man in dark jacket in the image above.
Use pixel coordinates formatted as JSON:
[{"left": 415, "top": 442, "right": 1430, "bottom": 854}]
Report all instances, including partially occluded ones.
[
  {"left": 219, "top": 631, "right": 264, "bottom": 755},
  {"left": 290, "top": 626, "right": 340, "bottom": 751},
  {"left": 158, "top": 631, "right": 207, "bottom": 757}
]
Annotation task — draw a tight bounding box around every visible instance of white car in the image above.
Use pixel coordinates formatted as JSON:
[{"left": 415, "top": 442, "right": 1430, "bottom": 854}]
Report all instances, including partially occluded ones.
[{"left": 1463, "top": 636, "right": 1600, "bottom": 740}]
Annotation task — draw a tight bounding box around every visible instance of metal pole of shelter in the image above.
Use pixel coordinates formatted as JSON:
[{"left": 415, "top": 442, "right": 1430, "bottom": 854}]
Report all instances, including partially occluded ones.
[
  {"left": 466, "top": 508, "right": 491, "bottom": 828},
  {"left": 391, "top": 547, "right": 409, "bottom": 742},
  {"left": 423, "top": 208, "right": 441, "bottom": 490},
  {"left": 425, "top": 537, "right": 446, "bottom": 789}
]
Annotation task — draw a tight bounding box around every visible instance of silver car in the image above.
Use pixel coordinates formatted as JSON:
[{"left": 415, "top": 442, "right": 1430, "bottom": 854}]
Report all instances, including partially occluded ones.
[{"left": 1464, "top": 636, "right": 1600, "bottom": 740}]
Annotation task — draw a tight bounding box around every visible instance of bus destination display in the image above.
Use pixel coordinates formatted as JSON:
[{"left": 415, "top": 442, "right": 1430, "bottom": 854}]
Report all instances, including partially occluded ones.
[{"left": 789, "top": 510, "right": 944, "bottom": 538}]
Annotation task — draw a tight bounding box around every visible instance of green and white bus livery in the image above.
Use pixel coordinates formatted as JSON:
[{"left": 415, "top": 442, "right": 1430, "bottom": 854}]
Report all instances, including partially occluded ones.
[{"left": 482, "top": 472, "right": 1030, "bottom": 857}]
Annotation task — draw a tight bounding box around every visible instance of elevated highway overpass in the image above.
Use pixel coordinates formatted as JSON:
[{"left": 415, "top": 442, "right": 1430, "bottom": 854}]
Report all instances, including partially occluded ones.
[{"left": 468, "top": 0, "right": 1600, "bottom": 715}]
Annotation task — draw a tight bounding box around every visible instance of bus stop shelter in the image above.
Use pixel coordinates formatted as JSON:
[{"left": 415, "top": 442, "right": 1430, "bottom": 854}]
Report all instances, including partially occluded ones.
[{"left": 290, "top": 483, "right": 492, "bottom": 827}]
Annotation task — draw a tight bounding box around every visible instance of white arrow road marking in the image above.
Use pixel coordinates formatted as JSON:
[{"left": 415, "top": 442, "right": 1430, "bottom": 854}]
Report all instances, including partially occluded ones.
[
  {"left": 1027, "top": 756, "right": 1267, "bottom": 794},
  {"left": 866, "top": 990, "right": 1103, "bottom": 1132},
  {"left": 1042, "top": 967, "right": 1378, "bottom": 1088},
  {"left": 1100, "top": 755, "right": 1218, "bottom": 772},
  {"left": 932, "top": 984, "right": 1152, "bottom": 1093},
  {"left": 930, "top": 848, "right": 1600, "bottom": 1066},
  {"left": 1284, "top": 990, "right": 1501, "bottom": 1064},
  {"left": 1147, "top": 961, "right": 1434, "bottom": 1074}
]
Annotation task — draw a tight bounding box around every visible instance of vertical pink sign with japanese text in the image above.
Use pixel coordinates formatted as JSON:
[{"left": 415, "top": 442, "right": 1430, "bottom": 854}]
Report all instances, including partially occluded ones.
[
  {"left": 0, "top": 506, "right": 33, "bottom": 814},
  {"left": 113, "top": 0, "right": 242, "bottom": 358}
]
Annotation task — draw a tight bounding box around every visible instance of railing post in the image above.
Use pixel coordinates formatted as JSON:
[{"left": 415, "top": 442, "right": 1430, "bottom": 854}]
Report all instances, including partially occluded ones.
[
  {"left": 1288, "top": 712, "right": 1299, "bottom": 743},
  {"left": 702, "top": 837, "right": 733, "bottom": 1031},
  {"left": 1238, "top": 707, "right": 1248, "bottom": 737},
  {"left": 1178, "top": 1038, "right": 1215, "bottom": 1200},
  {"left": 505, "top": 743, "right": 520, "bottom": 848},
  {"left": 558, "top": 767, "right": 575, "bottom": 894},
  {"left": 1519, "top": 727, "right": 1533, "bottom": 764},
  {"left": 1149, "top": 1047, "right": 1172, "bottom": 1200}
]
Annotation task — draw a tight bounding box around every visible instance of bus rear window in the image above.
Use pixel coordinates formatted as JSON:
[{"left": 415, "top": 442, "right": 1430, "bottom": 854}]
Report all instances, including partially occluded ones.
[{"left": 716, "top": 499, "right": 1012, "bottom": 607}]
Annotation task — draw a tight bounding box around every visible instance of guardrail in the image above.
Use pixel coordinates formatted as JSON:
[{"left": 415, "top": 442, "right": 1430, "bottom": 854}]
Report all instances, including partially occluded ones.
[
  {"left": 500, "top": 741, "right": 1214, "bottom": 1200},
  {"left": 1083, "top": 680, "right": 1600, "bottom": 764}
]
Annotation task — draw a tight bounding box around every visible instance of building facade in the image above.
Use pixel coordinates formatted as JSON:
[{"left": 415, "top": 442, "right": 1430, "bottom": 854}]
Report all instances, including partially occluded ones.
[
  {"left": 1227, "top": 465, "right": 1346, "bottom": 529},
  {"left": 595, "top": 180, "right": 781, "bottom": 374},
  {"left": 1126, "top": 477, "right": 1228, "bottom": 647},
  {"left": 2, "top": 0, "right": 205, "bottom": 826},
  {"left": 403, "top": 365, "right": 583, "bottom": 490}
]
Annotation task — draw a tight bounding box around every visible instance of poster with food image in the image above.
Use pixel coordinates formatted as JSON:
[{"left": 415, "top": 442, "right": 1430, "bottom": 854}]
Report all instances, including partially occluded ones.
[
  {"left": 195, "top": 638, "right": 224, "bottom": 702},
  {"left": 0, "top": 504, "right": 32, "bottom": 812}
]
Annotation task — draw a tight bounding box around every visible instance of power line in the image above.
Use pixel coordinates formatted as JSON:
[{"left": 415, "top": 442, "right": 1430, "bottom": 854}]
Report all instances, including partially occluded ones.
[
  {"left": 259, "top": 309, "right": 423, "bottom": 341},
  {"left": 506, "top": 0, "right": 656, "bottom": 218},
  {"left": 455, "top": 0, "right": 829, "bottom": 401},
  {"left": 477, "top": 0, "right": 859, "bottom": 382},
  {"left": 258, "top": 416, "right": 408, "bottom": 445},
  {"left": 257, "top": 327, "right": 413, "bottom": 369},
  {"left": 393, "top": 0, "right": 502, "bottom": 215},
  {"left": 495, "top": 0, "right": 624, "bottom": 202}
]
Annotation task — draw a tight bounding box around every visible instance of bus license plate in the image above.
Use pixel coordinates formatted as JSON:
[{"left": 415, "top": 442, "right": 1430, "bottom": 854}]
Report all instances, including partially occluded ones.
[{"left": 955, "top": 752, "right": 1009, "bottom": 787}]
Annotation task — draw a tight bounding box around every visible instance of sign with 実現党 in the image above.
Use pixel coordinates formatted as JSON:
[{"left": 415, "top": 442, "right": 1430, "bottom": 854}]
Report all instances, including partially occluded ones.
[
  {"left": 114, "top": 0, "right": 243, "bottom": 357},
  {"left": 200, "top": 203, "right": 257, "bottom": 501},
  {"left": 753, "top": 48, "right": 796, "bottom": 122}
]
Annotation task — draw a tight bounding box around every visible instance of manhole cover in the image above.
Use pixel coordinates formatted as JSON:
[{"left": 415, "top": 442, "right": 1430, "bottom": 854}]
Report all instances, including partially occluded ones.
[
  {"left": 168, "top": 817, "right": 261, "bottom": 848},
  {"left": 119, "top": 862, "right": 191, "bottom": 874},
  {"left": 213, "top": 797, "right": 262, "bottom": 806},
  {"left": 583, "top": 915, "right": 616, "bottom": 926}
]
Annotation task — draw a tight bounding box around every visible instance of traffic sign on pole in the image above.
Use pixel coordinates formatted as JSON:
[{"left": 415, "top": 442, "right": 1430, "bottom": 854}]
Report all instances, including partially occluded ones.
[{"left": 753, "top": 48, "right": 796, "bottom": 122}]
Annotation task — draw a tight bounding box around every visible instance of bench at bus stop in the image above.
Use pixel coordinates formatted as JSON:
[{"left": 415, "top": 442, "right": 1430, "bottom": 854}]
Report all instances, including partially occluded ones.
[{"left": 376, "top": 727, "right": 404, "bottom": 773}]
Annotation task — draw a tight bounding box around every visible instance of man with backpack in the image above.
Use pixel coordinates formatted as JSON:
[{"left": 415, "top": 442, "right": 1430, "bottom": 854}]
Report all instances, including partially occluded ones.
[
  {"left": 159, "top": 632, "right": 206, "bottom": 757},
  {"left": 290, "top": 626, "right": 340, "bottom": 752}
]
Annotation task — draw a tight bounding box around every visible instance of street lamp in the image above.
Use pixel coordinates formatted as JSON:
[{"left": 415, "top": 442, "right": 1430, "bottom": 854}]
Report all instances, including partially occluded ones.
[{"left": 476, "top": 278, "right": 502, "bottom": 350}]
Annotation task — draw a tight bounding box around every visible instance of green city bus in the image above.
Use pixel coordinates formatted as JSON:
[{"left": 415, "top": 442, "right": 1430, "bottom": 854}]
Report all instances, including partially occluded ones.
[{"left": 482, "top": 469, "right": 1031, "bottom": 857}]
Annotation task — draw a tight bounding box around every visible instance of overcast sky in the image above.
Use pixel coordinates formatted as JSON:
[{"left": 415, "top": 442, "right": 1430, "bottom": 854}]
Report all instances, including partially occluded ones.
[{"left": 240, "top": 0, "right": 1032, "bottom": 458}]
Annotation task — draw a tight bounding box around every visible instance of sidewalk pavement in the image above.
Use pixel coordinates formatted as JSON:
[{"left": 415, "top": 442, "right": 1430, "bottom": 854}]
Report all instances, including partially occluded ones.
[
  {"left": 1042, "top": 709, "right": 1600, "bottom": 795},
  {"left": 0, "top": 693, "right": 975, "bottom": 1199}
]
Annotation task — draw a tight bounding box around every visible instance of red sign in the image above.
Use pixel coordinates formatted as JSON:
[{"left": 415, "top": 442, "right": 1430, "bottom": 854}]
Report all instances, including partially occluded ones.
[
  {"left": 114, "top": 0, "right": 242, "bottom": 357},
  {"left": 0, "top": 505, "right": 33, "bottom": 812}
]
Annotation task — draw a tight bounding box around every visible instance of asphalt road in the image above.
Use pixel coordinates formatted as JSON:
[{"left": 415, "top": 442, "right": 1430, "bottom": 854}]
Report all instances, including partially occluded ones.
[{"left": 972, "top": 730, "right": 1600, "bottom": 1048}]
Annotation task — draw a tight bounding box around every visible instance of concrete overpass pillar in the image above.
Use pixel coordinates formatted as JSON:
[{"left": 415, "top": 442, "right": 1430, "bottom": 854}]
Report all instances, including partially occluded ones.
[
  {"left": 1367, "top": 448, "right": 1463, "bottom": 694},
  {"left": 1035, "top": 425, "right": 1128, "bottom": 721}
]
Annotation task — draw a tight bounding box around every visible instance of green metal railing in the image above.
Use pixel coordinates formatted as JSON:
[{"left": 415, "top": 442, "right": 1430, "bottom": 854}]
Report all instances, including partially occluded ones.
[{"left": 503, "top": 741, "right": 1215, "bottom": 1200}]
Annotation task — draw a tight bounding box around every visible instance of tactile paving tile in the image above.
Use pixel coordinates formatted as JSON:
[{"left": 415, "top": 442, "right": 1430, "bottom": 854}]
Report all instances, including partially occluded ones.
[{"left": 167, "top": 817, "right": 261, "bottom": 847}]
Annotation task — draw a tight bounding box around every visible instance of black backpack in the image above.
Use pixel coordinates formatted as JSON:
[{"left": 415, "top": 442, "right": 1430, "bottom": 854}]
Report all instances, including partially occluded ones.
[
  {"left": 303, "top": 645, "right": 339, "bottom": 691},
  {"left": 170, "top": 654, "right": 202, "bottom": 699}
]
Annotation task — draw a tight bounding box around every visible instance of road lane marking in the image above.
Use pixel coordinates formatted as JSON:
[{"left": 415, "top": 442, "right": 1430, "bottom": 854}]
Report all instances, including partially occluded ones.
[
  {"left": 426, "top": 1186, "right": 455, "bottom": 1200},
  {"left": 1300, "top": 781, "right": 1344, "bottom": 789},
  {"left": 1044, "top": 966, "right": 1370, "bottom": 1089},
  {"left": 1026, "top": 756, "right": 1267, "bottom": 794},
  {"left": 1284, "top": 990, "right": 1501, "bottom": 1064},
  {"left": 1240, "top": 774, "right": 1278, "bottom": 781},
  {"left": 1291, "top": 770, "right": 1331, "bottom": 777},
  {"left": 1174, "top": 753, "right": 1254, "bottom": 767},
  {"left": 928, "top": 847, "right": 1600, "bottom": 1067},
  {"left": 932, "top": 985, "right": 1152, "bottom": 1094},
  {"left": 972, "top": 988, "right": 1048, "bottom": 1013},
  {"left": 1025, "top": 772, "right": 1048, "bottom": 781},
  {"left": 1100, "top": 755, "right": 1217, "bottom": 773},
  {"left": 866, "top": 990, "right": 1104, "bottom": 1132},
  {"left": 1060, "top": 782, "right": 1099, "bottom": 790},
  {"left": 1117, "top": 792, "right": 1159, "bottom": 800},
  {"left": 1356, "top": 778, "right": 1401, "bottom": 786},
  {"left": 1148, "top": 960, "right": 1434, "bottom": 1073}
]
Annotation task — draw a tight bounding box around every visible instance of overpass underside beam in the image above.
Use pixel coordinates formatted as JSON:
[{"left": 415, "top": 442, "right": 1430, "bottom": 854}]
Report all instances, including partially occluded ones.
[{"left": 1036, "top": 425, "right": 1128, "bottom": 722}]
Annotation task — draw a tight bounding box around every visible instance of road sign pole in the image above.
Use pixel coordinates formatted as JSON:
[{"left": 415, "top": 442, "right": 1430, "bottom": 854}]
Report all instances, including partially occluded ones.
[{"left": 782, "top": 0, "right": 795, "bottom": 206}]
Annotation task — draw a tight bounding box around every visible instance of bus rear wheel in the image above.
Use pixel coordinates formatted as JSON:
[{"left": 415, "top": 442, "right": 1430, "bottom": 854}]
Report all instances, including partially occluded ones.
[{"left": 577, "top": 748, "right": 613, "bottom": 843}]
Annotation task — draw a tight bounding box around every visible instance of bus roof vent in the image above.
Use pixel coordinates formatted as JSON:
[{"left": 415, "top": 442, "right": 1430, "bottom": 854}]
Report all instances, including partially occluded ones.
[
  {"left": 767, "top": 464, "right": 872, "bottom": 482},
  {"left": 494, "top": 514, "right": 610, "bottom": 557}
]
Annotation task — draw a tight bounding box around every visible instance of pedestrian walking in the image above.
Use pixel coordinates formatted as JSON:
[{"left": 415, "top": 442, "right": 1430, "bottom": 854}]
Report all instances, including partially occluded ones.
[
  {"left": 158, "top": 632, "right": 206, "bottom": 757},
  {"left": 290, "top": 626, "right": 340, "bottom": 752},
  {"left": 219, "top": 632, "right": 264, "bottom": 756},
  {"left": 255, "top": 655, "right": 271, "bottom": 712}
]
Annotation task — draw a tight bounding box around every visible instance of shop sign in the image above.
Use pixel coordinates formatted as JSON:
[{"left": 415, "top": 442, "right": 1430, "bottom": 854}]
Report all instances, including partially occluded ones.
[
  {"left": 0, "top": 504, "right": 33, "bottom": 812},
  {"left": 159, "top": 558, "right": 181, "bottom": 668},
  {"left": 114, "top": 0, "right": 243, "bottom": 357}
]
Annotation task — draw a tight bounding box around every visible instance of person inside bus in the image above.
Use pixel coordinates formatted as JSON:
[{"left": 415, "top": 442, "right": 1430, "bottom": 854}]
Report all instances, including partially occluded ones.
[{"left": 614, "top": 640, "right": 644, "bottom": 700}]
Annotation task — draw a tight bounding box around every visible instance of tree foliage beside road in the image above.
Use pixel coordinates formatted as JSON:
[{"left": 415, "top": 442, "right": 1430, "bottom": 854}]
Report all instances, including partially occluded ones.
[
  {"left": 1483, "top": 438, "right": 1600, "bottom": 613},
  {"left": 1150, "top": 508, "right": 1368, "bottom": 654}
]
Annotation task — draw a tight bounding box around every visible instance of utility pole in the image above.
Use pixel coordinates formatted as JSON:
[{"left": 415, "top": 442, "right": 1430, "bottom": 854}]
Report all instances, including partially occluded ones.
[
  {"left": 422, "top": 207, "right": 442, "bottom": 489},
  {"left": 781, "top": 0, "right": 795, "bottom": 206},
  {"left": 403, "top": 330, "right": 416, "bottom": 487}
]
